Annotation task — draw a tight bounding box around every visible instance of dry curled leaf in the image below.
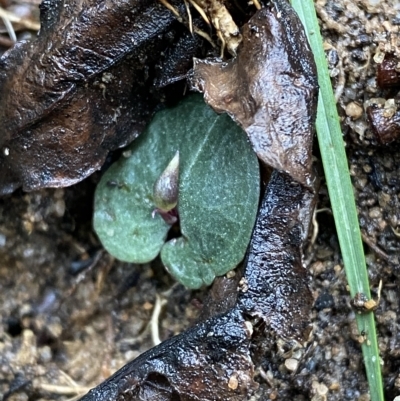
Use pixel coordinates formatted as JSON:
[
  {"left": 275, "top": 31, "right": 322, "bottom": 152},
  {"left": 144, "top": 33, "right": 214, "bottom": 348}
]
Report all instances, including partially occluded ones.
[
  {"left": 190, "top": 1, "right": 318, "bottom": 187},
  {"left": 0, "top": 0, "right": 204, "bottom": 195}
]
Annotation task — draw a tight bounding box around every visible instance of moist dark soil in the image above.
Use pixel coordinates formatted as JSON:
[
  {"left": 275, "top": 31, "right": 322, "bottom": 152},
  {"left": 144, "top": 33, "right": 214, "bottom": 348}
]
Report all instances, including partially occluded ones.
[{"left": 1, "top": 0, "right": 400, "bottom": 400}]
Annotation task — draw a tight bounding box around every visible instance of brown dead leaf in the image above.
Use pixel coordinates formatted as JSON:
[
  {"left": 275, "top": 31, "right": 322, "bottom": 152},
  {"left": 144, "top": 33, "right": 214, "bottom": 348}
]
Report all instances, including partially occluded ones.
[
  {"left": 0, "top": 0, "right": 203, "bottom": 195},
  {"left": 238, "top": 170, "right": 317, "bottom": 342},
  {"left": 190, "top": 2, "right": 318, "bottom": 187},
  {"left": 79, "top": 308, "right": 257, "bottom": 401}
]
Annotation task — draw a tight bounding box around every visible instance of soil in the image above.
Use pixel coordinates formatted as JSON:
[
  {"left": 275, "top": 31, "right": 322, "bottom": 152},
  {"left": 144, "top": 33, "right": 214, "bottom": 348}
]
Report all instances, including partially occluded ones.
[{"left": 0, "top": 0, "right": 400, "bottom": 400}]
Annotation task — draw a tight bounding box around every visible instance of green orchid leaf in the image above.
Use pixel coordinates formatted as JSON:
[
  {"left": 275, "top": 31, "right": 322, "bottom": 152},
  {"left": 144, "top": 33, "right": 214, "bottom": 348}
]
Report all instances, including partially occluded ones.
[{"left": 94, "top": 94, "right": 260, "bottom": 288}]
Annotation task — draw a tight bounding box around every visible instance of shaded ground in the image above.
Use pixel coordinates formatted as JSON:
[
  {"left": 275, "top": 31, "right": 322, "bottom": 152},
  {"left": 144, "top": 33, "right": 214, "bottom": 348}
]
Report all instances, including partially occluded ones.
[{"left": 0, "top": 0, "right": 400, "bottom": 400}]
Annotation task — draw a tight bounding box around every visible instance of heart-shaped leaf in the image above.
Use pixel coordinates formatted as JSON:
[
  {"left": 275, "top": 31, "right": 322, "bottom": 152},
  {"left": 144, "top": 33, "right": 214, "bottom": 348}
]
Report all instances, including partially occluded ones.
[{"left": 94, "top": 95, "right": 259, "bottom": 288}]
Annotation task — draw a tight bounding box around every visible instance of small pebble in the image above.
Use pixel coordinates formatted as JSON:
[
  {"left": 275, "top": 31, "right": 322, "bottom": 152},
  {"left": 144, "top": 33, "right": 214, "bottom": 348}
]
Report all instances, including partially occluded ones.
[
  {"left": 38, "top": 345, "right": 52, "bottom": 363},
  {"left": 285, "top": 358, "right": 298, "bottom": 372},
  {"left": 368, "top": 207, "right": 382, "bottom": 219},
  {"left": 329, "top": 382, "right": 340, "bottom": 391},
  {"left": 226, "top": 270, "right": 236, "bottom": 278},
  {"left": 269, "top": 391, "right": 278, "bottom": 400},
  {"left": 0, "top": 233, "right": 6, "bottom": 247},
  {"left": 244, "top": 321, "right": 253, "bottom": 337},
  {"left": 7, "top": 393, "right": 28, "bottom": 401},
  {"left": 228, "top": 373, "right": 239, "bottom": 390},
  {"left": 345, "top": 102, "right": 363, "bottom": 119},
  {"left": 394, "top": 374, "right": 400, "bottom": 389},
  {"left": 125, "top": 350, "right": 140, "bottom": 361},
  {"left": 314, "top": 292, "right": 334, "bottom": 311},
  {"left": 318, "top": 383, "right": 328, "bottom": 395},
  {"left": 53, "top": 199, "right": 65, "bottom": 217}
]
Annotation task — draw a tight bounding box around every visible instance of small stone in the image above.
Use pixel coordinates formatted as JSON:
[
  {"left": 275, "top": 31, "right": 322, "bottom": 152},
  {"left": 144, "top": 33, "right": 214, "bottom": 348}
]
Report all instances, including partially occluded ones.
[
  {"left": 125, "top": 350, "right": 140, "bottom": 361},
  {"left": 333, "top": 264, "right": 342, "bottom": 274},
  {"left": 318, "top": 383, "right": 329, "bottom": 395},
  {"left": 394, "top": 373, "right": 400, "bottom": 388},
  {"left": 142, "top": 301, "right": 153, "bottom": 311},
  {"left": 244, "top": 321, "right": 253, "bottom": 337},
  {"left": 311, "top": 395, "right": 325, "bottom": 401},
  {"left": 285, "top": 358, "right": 298, "bottom": 372},
  {"left": 311, "top": 261, "right": 325, "bottom": 275},
  {"left": 226, "top": 270, "right": 236, "bottom": 278},
  {"left": 54, "top": 199, "right": 66, "bottom": 217},
  {"left": 7, "top": 393, "right": 28, "bottom": 401},
  {"left": 362, "top": 164, "right": 372, "bottom": 173},
  {"left": 329, "top": 382, "right": 340, "bottom": 391},
  {"left": 314, "top": 291, "right": 334, "bottom": 311},
  {"left": 38, "top": 345, "right": 52, "bottom": 363},
  {"left": 0, "top": 233, "right": 6, "bottom": 247},
  {"left": 345, "top": 102, "right": 363, "bottom": 119},
  {"left": 311, "top": 381, "right": 329, "bottom": 401},
  {"left": 238, "top": 277, "right": 248, "bottom": 292},
  {"left": 368, "top": 207, "right": 382, "bottom": 219},
  {"left": 47, "top": 321, "right": 63, "bottom": 339},
  {"left": 228, "top": 373, "right": 239, "bottom": 390}
]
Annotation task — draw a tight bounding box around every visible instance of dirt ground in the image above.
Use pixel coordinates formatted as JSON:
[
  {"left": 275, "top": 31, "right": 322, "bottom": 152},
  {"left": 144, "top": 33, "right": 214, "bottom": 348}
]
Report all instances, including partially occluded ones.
[{"left": 0, "top": 0, "right": 400, "bottom": 400}]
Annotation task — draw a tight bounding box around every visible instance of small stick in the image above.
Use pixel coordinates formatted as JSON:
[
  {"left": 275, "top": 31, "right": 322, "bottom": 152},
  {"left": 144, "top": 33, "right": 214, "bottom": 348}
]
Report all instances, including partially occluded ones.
[
  {"left": 150, "top": 294, "right": 167, "bottom": 346},
  {"left": 0, "top": 6, "right": 40, "bottom": 31},
  {"left": 183, "top": 0, "right": 193, "bottom": 34},
  {"left": 188, "top": 0, "right": 211, "bottom": 25},
  {"left": 37, "top": 383, "right": 91, "bottom": 396},
  {"left": 158, "top": 0, "right": 180, "bottom": 18},
  {"left": 0, "top": 12, "right": 16, "bottom": 42},
  {"left": 309, "top": 207, "right": 331, "bottom": 247},
  {"left": 0, "top": 34, "right": 14, "bottom": 47},
  {"left": 158, "top": 0, "right": 215, "bottom": 48},
  {"left": 361, "top": 231, "right": 390, "bottom": 262}
]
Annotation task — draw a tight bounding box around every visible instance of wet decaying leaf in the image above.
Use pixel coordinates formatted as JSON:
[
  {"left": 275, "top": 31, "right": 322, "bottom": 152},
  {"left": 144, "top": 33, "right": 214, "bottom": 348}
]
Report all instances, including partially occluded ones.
[
  {"left": 0, "top": 0, "right": 204, "bottom": 195},
  {"left": 238, "top": 171, "right": 315, "bottom": 342},
  {"left": 190, "top": 1, "right": 318, "bottom": 187},
  {"left": 79, "top": 309, "right": 257, "bottom": 401}
]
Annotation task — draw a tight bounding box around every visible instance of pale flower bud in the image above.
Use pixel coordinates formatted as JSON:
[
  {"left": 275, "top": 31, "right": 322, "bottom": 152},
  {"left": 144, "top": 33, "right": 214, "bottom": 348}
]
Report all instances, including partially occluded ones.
[{"left": 153, "top": 151, "right": 179, "bottom": 212}]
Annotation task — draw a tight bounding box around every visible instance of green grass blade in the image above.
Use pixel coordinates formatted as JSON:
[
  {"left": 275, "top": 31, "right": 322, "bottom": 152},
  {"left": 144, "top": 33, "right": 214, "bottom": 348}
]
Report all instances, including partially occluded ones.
[{"left": 291, "top": 1, "right": 384, "bottom": 400}]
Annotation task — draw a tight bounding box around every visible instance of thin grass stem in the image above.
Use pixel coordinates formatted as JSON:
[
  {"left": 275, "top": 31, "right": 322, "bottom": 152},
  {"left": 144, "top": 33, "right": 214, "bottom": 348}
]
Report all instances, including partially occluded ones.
[{"left": 291, "top": 1, "right": 384, "bottom": 400}]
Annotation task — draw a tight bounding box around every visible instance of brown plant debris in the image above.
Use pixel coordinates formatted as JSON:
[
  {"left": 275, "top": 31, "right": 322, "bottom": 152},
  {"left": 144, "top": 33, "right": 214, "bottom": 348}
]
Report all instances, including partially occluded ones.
[
  {"left": 190, "top": 0, "right": 242, "bottom": 56},
  {"left": 190, "top": 0, "right": 318, "bottom": 188},
  {"left": 238, "top": 171, "right": 316, "bottom": 342},
  {"left": 0, "top": 0, "right": 205, "bottom": 196}
]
